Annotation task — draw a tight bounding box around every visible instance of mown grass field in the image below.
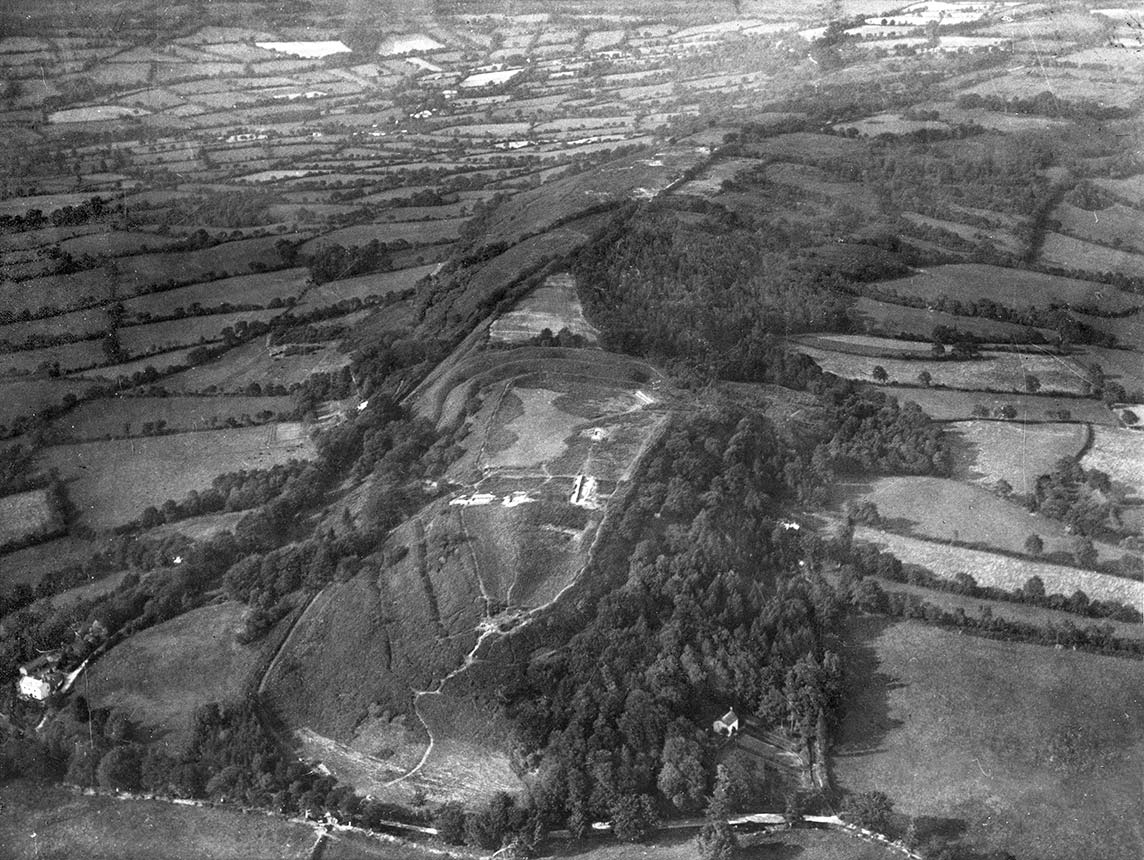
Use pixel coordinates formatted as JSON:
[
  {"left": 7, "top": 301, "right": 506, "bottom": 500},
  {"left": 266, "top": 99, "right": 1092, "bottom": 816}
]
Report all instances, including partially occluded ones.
[
  {"left": 850, "top": 525, "right": 1144, "bottom": 605},
  {"left": 0, "top": 781, "right": 314, "bottom": 860},
  {"left": 86, "top": 601, "right": 266, "bottom": 751},
  {"left": 835, "top": 618, "right": 1144, "bottom": 860},
  {"left": 947, "top": 420, "right": 1089, "bottom": 495},
  {"left": 57, "top": 394, "right": 295, "bottom": 440},
  {"left": 38, "top": 423, "right": 315, "bottom": 528},
  {"left": 840, "top": 476, "right": 1123, "bottom": 563},
  {"left": 0, "top": 487, "right": 62, "bottom": 547}
]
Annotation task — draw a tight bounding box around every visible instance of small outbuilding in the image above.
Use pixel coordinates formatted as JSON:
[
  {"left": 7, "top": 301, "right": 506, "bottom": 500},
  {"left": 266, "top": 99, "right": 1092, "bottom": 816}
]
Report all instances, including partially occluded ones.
[{"left": 712, "top": 707, "right": 739, "bottom": 736}]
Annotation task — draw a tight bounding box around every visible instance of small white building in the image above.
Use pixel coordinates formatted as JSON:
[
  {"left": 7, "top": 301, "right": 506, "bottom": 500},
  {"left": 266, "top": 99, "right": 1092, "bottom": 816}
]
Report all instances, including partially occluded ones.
[
  {"left": 713, "top": 707, "right": 740, "bottom": 736},
  {"left": 16, "top": 653, "right": 64, "bottom": 701}
]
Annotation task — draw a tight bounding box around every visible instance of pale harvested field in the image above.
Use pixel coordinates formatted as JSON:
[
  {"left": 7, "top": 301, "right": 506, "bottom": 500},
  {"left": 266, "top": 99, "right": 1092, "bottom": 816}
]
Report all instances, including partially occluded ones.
[
  {"left": 483, "top": 387, "right": 577, "bottom": 470},
  {"left": 851, "top": 525, "right": 1144, "bottom": 606},
  {"left": 488, "top": 273, "right": 599, "bottom": 344},
  {"left": 948, "top": 420, "right": 1089, "bottom": 495},
  {"left": 1084, "top": 426, "right": 1144, "bottom": 501},
  {"left": 39, "top": 424, "right": 315, "bottom": 528}
]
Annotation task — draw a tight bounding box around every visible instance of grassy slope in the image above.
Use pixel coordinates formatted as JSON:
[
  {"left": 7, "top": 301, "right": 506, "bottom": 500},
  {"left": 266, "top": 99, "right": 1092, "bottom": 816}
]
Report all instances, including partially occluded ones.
[
  {"left": 85, "top": 601, "right": 266, "bottom": 751},
  {"left": 0, "top": 782, "right": 315, "bottom": 860},
  {"left": 835, "top": 618, "right": 1144, "bottom": 860}
]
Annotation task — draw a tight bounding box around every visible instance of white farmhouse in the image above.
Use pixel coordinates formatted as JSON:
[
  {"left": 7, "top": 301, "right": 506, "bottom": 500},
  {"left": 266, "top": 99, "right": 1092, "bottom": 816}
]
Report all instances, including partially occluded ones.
[{"left": 712, "top": 707, "right": 740, "bottom": 736}]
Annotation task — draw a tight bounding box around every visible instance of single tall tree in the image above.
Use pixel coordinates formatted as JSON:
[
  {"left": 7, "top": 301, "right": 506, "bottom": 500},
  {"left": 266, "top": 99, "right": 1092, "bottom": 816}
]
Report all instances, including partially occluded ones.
[{"left": 697, "top": 765, "right": 738, "bottom": 860}]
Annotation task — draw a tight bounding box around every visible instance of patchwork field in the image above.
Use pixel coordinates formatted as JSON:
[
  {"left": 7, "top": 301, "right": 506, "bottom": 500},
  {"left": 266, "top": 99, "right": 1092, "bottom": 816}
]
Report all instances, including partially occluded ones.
[
  {"left": 850, "top": 525, "right": 1143, "bottom": 606},
  {"left": 839, "top": 477, "right": 1121, "bottom": 564},
  {"left": 0, "top": 536, "right": 100, "bottom": 592},
  {"left": 835, "top": 619, "right": 1144, "bottom": 860},
  {"left": 947, "top": 420, "right": 1089, "bottom": 495},
  {"left": 86, "top": 601, "right": 267, "bottom": 751},
  {"left": 0, "top": 781, "right": 314, "bottom": 860},
  {"left": 38, "top": 423, "right": 315, "bottom": 528},
  {"left": 487, "top": 272, "right": 599, "bottom": 345}
]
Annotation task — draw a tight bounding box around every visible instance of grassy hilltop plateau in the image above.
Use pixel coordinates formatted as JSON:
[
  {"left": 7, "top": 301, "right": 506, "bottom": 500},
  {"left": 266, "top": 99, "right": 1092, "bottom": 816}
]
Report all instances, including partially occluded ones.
[{"left": 1, "top": 0, "right": 1143, "bottom": 858}]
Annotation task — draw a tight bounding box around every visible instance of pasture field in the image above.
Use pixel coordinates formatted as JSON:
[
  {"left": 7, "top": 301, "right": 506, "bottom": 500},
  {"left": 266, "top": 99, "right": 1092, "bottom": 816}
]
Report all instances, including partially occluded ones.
[
  {"left": 741, "top": 132, "right": 863, "bottom": 163},
  {"left": 838, "top": 477, "right": 1121, "bottom": 563},
  {"left": 161, "top": 340, "right": 350, "bottom": 393},
  {"left": 793, "top": 334, "right": 938, "bottom": 357},
  {"left": 763, "top": 162, "right": 882, "bottom": 214},
  {"left": 672, "top": 156, "right": 761, "bottom": 197},
  {"left": 794, "top": 344, "right": 1089, "bottom": 394},
  {"left": 544, "top": 830, "right": 903, "bottom": 860},
  {"left": 70, "top": 345, "right": 206, "bottom": 382},
  {"left": 834, "top": 112, "right": 948, "bottom": 136},
  {"left": 86, "top": 601, "right": 267, "bottom": 751},
  {"left": 1072, "top": 309, "right": 1144, "bottom": 347},
  {"left": 0, "top": 377, "right": 92, "bottom": 427},
  {"left": 872, "top": 578, "right": 1144, "bottom": 640},
  {"left": 851, "top": 296, "right": 1050, "bottom": 342},
  {"left": 1039, "top": 232, "right": 1144, "bottom": 279},
  {"left": 956, "top": 68, "right": 1141, "bottom": 107},
  {"left": 0, "top": 536, "right": 100, "bottom": 592},
  {"left": 872, "top": 385, "right": 1117, "bottom": 425},
  {"left": 0, "top": 304, "right": 112, "bottom": 345},
  {"left": 1075, "top": 345, "right": 1144, "bottom": 398},
  {"left": 870, "top": 264, "right": 1138, "bottom": 312},
  {"left": 0, "top": 781, "right": 314, "bottom": 860},
  {"left": 1051, "top": 201, "right": 1144, "bottom": 254},
  {"left": 0, "top": 339, "right": 109, "bottom": 376},
  {"left": 849, "top": 525, "right": 1144, "bottom": 606},
  {"left": 294, "top": 263, "right": 435, "bottom": 311},
  {"left": 143, "top": 510, "right": 249, "bottom": 541},
  {"left": 38, "top": 423, "right": 315, "bottom": 529},
  {"left": 117, "top": 309, "right": 285, "bottom": 354},
  {"left": 901, "top": 211, "right": 1023, "bottom": 257},
  {"left": 1092, "top": 173, "right": 1144, "bottom": 208},
  {"left": 56, "top": 394, "right": 295, "bottom": 440},
  {"left": 297, "top": 218, "right": 464, "bottom": 253},
  {"left": 946, "top": 420, "right": 1089, "bottom": 495},
  {"left": 1084, "top": 426, "right": 1144, "bottom": 502},
  {"left": 835, "top": 618, "right": 1144, "bottom": 860},
  {"left": 57, "top": 229, "right": 180, "bottom": 258},
  {"left": 122, "top": 268, "right": 311, "bottom": 318},
  {"left": 0, "top": 487, "right": 62, "bottom": 548},
  {"left": 488, "top": 272, "right": 599, "bottom": 344}
]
